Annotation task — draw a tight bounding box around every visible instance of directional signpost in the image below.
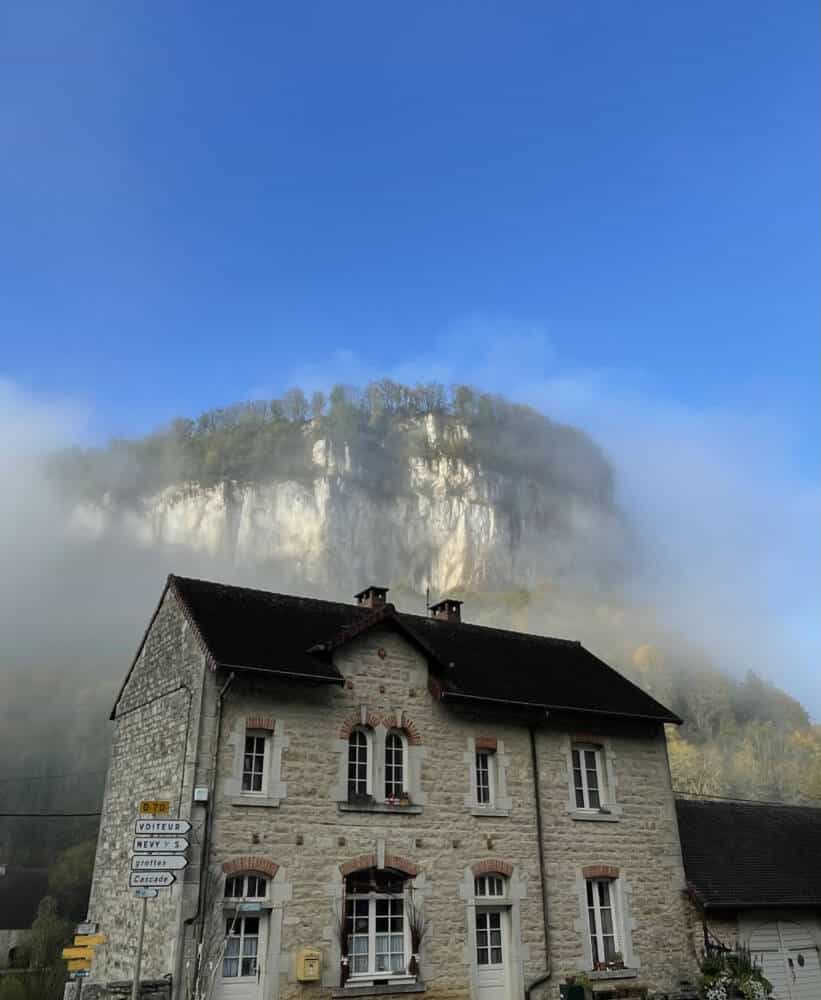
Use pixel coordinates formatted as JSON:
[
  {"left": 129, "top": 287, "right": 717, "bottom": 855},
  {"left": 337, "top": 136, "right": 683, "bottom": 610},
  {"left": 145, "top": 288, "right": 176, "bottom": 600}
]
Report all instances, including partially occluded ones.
[
  {"left": 61, "top": 926, "right": 107, "bottom": 997},
  {"left": 128, "top": 802, "right": 190, "bottom": 1000}
]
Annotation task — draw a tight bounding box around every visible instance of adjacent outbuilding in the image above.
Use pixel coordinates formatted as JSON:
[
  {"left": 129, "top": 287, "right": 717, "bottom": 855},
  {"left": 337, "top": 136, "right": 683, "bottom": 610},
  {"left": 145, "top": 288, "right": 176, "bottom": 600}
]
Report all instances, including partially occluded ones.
[{"left": 676, "top": 797, "right": 821, "bottom": 1000}]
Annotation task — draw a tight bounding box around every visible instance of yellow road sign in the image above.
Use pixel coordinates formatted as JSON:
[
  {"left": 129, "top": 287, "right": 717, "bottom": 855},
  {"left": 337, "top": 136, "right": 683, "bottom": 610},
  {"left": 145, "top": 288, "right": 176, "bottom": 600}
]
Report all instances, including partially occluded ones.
[
  {"left": 74, "top": 933, "right": 107, "bottom": 946},
  {"left": 139, "top": 800, "right": 170, "bottom": 815},
  {"left": 67, "top": 959, "right": 92, "bottom": 972},
  {"left": 62, "top": 946, "right": 94, "bottom": 960}
]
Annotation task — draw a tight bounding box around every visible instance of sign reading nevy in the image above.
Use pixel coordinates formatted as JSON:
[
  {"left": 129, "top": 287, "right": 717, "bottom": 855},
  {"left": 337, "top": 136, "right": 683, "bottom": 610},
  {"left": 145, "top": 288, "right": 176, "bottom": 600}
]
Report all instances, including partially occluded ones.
[{"left": 132, "top": 836, "right": 189, "bottom": 853}]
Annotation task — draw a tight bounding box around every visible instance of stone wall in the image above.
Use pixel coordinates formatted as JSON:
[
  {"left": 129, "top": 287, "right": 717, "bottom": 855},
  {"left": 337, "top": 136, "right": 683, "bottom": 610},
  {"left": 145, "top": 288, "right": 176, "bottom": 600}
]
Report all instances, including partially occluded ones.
[{"left": 84, "top": 588, "right": 211, "bottom": 992}]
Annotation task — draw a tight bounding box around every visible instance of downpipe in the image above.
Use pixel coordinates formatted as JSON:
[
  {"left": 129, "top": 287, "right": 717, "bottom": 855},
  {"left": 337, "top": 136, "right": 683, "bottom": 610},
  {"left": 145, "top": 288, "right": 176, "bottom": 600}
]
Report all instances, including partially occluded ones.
[
  {"left": 526, "top": 718, "right": 551, "bottom": 1000},
  {"left": 174, "top": 670, "right": 235, "bottom": 1000}
]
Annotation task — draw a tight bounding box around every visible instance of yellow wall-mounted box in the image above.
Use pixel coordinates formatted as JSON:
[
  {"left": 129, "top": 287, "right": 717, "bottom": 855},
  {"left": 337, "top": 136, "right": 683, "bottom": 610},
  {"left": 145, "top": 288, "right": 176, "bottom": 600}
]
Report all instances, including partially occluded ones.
[{"left": 297, "top": 947, "right": 321, "bottom": 982}]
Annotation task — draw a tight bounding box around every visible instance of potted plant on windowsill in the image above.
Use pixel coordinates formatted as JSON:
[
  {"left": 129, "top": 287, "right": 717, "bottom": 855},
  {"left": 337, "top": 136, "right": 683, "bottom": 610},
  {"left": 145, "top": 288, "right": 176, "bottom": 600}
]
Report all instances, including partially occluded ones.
[
  {"left": 399, "top": 792, "right": 411, "bottom": 807},
  {"left": 334, "top": 901, "right": 350, "bottom": 986},
  {"left": 607, "top": 952, "right": 625, "bottom": 970},
  {"left": 405, "top": 889, "right": 429, "bottom": 978}
]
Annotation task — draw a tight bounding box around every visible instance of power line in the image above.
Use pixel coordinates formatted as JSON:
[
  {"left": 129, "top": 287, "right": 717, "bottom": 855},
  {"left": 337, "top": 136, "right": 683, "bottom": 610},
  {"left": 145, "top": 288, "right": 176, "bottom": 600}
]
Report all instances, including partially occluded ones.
[
  {"left": 0, "top": 769, "right": 107, "bottom": 784},
  {"left": 0, "top": 811, "right": 101, "bottom": 818}
]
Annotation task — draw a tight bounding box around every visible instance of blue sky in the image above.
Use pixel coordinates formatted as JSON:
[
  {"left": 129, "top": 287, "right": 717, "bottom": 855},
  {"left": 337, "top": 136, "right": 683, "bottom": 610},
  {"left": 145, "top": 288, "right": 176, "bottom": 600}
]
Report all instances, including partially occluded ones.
[{"left": 1, "top": 2, "right": 818, "bottom": 711}]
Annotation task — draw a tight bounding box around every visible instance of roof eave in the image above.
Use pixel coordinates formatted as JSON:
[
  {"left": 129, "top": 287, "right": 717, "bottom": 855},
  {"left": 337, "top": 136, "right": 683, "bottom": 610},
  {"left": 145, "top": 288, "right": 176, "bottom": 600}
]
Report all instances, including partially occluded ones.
[
  {"left": 439, "top": 688, "right": 680, "bottom": 724},
  {"left": 212, "top": 661, "right": 345, "bottom": 686}
]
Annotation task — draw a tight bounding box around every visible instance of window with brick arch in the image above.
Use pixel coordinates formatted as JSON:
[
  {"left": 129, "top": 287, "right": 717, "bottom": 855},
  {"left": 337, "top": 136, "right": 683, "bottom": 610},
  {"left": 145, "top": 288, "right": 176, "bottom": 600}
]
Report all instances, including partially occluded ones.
[
  {"left": 385, "top": 731, "right": 406, "bottom": 799},
  {"left": 345, "top": 868, "right": 411, "bottom": 979},
  {"left": 475, "top": 750, "right": 496, "bottom": 806},
  {"left": 572, "top": 744, "right": 605, "bottom": 810},
  {"left": 586, "top": 878, "right": 619, "bottom": 965},
  {"left": 222, "top": 875, "right": 268, "bottom": 980},
  {"left": 348, "top": 728, "right": 372, "bottom": 799}
]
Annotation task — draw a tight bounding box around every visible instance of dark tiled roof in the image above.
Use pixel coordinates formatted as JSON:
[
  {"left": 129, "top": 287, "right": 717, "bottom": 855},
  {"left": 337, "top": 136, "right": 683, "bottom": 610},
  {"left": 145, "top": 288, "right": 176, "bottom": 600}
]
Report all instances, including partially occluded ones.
[
  {"left": 167, "top": 576, "right": 680, "bottom": 723},
  {"left": 676, "top": 798, "right": 821, "bottom": 908},
  {"left": 0, "top": 866, "right": 49, "bottom": 930}
]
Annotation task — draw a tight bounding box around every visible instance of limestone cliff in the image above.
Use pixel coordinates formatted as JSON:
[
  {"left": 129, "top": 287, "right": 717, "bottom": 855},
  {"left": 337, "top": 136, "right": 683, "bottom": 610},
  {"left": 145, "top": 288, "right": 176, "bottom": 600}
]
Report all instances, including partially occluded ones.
[{"left": 66, "top": 412, "right": 628, "bottom": 595}]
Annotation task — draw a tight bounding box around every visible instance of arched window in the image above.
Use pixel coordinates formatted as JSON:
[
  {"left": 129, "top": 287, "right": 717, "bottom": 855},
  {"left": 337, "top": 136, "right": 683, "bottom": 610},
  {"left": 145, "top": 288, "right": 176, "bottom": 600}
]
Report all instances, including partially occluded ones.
[
  {"left": 385, "top": 731, "right": 406, "bottom": 799},
  {"left": 474, "top": 874, "right": 506, "bottom": 899},
  {"left": 222, "top": 875, "right": 268, "bottom": 980},
  {"left": 345, "top": 868, "right": 410, "bottom": 979},
  {"left": 348, "top": 728, "right": 372, "bottom": 799}
]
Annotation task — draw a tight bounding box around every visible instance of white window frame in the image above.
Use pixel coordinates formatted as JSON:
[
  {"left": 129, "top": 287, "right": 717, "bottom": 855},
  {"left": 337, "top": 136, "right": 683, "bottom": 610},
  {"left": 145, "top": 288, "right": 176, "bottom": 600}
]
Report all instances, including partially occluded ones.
[
  {"left": 586, "top": 878, "right": 620, "bottom": 966},
  {"left": 221, "top": 912, "right": 262, "bottom": 980},
  {"left": 224, "top": 874, "right": 268, "bottom": 901},
  {"left": 474, "top": 875, "right": 506, "bottom": 899},
  {"left": 475, "top": 750, "right": 496, "bottom": 807},
  {"left": 572, "top": 744, "right": 606, "bottom": 811},
  {"left": 347, "top": 727, "right": 373, "bottom": 799},
  {"left": 345, "top": 877, "right": 412, "bottom": 982},
  {"left": 384, "top": 730, "right": 407, "bottom": 800},
  {"left": 241, "top": 732, "right": 269, "bottom": 796}
]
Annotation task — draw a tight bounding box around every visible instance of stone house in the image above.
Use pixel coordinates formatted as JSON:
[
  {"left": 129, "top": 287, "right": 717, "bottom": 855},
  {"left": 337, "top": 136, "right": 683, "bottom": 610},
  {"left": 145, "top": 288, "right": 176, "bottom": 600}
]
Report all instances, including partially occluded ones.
[
  {"left": 676, "top": 798, "right": 821, "bottom": 1000},
  {"left": 84, "top": 576, "right": 698, "bottom": 1000}
]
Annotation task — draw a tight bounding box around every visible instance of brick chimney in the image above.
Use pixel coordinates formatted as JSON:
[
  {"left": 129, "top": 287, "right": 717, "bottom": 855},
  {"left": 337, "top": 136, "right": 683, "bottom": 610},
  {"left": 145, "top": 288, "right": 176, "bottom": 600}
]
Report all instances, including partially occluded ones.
[
  {"left": 429, "top": 598, "right": 462, "bottom": 623},
  {"left": 354, "top": 586, "right": 389, "bottom": 610}
]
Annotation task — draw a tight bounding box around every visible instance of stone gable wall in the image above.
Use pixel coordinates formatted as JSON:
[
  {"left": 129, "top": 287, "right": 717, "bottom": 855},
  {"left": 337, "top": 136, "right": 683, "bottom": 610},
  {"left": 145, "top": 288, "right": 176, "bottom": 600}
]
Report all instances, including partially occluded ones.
[{"left": 84, "top": 589, "right": 211, "bottom": 992}]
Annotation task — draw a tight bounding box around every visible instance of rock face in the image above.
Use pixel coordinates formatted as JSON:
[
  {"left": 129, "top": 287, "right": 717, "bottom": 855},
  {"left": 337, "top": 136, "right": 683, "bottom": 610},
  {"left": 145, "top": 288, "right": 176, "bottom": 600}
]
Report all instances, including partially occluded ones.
[{"left": 68, "top": 416, "right": 627, "bottom": 595}]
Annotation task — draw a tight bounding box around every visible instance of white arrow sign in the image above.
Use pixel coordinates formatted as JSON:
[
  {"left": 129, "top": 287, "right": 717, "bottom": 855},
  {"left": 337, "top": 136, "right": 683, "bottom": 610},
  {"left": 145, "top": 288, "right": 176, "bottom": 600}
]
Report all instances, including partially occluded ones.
[
  {"left": 131, "top": 854, "right": 189, "bottom": 872},
  {"left": 132, "top": 837, "right": 189, "bottom": 853},
  {"left": 133, "top": 887, "right": 159, "bottom": 898},
  {"left": 135, "top": 819, "right": 191, "bottom": 835},
  {"left": 129, "top": 872, "right": 176, "bottom": 888}
]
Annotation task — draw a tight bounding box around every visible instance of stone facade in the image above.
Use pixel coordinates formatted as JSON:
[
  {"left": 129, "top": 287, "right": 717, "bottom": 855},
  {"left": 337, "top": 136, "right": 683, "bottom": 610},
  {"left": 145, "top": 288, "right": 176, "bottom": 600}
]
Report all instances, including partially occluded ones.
[{"left": 85, "top": 595, "right": 698, "bottom": 1000}]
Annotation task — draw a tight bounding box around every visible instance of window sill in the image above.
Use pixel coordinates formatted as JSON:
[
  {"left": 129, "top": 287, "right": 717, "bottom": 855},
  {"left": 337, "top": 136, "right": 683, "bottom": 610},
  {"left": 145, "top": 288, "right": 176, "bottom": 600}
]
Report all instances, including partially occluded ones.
[
  {"left": 339, "top": 802, "right": 423, "bottom": 815},
  {"left": 333, "top": 981, "right": 424, "bottom": 998},
  {"left": 229, "top": 795, "right": 281, "bottom": 808},
  {"left": 470, "top": 807, "right": 511, "bottom": 818},
  {"left": 588, "top": 969, "right": 638, "bottom": 981},
  {"left": 568, "top": 809, "right": 619, "bottom": 823}
]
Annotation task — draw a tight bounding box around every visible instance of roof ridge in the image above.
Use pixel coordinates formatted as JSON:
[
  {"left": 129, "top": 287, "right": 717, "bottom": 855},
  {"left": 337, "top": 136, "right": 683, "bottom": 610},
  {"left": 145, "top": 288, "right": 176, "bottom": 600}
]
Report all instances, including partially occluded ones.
[
  {"left": 170, "top": 574, "right": 365, "bottom": 614},
  {"left": 401, "top": 610, "right": 580, "bottom": 646}
]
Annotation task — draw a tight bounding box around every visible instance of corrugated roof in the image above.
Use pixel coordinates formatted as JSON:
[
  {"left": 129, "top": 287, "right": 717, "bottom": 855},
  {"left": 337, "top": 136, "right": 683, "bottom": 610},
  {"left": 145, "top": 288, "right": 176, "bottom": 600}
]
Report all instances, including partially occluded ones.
[
  {"left": 165, "top": 575, "right": 679, "bottom": 723},
  {"left": 676, "top": 797, "right": 821, "bottom": 908}
]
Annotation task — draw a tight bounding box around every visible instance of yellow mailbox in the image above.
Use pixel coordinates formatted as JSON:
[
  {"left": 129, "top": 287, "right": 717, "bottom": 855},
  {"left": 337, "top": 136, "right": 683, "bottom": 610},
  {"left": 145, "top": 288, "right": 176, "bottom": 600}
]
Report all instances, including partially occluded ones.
[{"left": 297, "top": 947, "right": 321, "bottom": 982}]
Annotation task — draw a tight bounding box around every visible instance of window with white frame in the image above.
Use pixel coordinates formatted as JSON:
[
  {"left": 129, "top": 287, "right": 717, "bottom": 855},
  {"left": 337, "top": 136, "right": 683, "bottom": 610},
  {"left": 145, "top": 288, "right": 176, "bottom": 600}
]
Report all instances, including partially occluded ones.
[
  {"left": 572, "top": 745, "right": 605, "bottom": 810},
  {"left": 345, "top": 869, "right": 410, "bottom": 978},
  {"left": 222, "top": 915, "right": 260, "bottom": 978},
  {"left": 586, "top": 879, "right": 619, "bottom": 965},
  {"left": 385, "top": 731, "right": 406, "bottom": 799},
  {"left": 347, "top": 728, "right": 372, "bottom": 799},
  {"left": 474, "top": 874, "right": 505, "bottom": 898},
  {"left": 475, "top": 750, "right": 496, "bottom": 806},
  {"left": 242, "top": 733, "right": 267, "bottom": 793},
  {"left": 224, "top": 874, "right": 267, "bottom": 900},
  {"left": 221, "top": 875, "right": 268, "bottom": 980}
]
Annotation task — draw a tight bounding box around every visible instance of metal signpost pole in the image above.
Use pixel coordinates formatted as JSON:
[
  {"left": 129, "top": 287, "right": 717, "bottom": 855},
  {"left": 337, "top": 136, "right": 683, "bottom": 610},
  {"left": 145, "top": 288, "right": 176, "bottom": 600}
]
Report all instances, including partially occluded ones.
[{"left": 130, "top": 895, "right": 148, "bottom": 1000}]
